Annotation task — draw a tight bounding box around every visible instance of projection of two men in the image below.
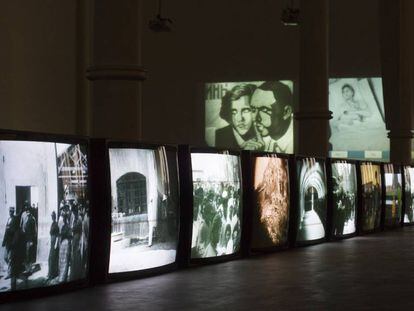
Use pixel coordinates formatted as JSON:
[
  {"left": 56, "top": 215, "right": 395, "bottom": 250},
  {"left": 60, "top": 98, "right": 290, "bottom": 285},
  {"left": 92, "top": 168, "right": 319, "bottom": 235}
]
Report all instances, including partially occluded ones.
[
  {"left": 205, "top": 81, "right": 294, "bottom": 154},
  {"left": 191, "top": 153, "right": 242, "bottom": 259},
  {"left": 0, "top": 141, "right": 89, "bottom": 292},
  {"left": 108, "top": 148, "right": 179, "bottom": 273}
]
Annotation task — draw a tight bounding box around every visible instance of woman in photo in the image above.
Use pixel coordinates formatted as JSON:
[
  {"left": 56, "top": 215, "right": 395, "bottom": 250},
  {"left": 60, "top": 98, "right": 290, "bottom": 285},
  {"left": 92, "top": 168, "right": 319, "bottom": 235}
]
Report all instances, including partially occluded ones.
[
  {"left": 47, "top": 211, "right": 59, "bottom": 280},
  {"left": 337, "top": 84, "right": 371, "bottom": 128},
  {"left": 58, "top": 213, "right": 72, "bottom": 283}
]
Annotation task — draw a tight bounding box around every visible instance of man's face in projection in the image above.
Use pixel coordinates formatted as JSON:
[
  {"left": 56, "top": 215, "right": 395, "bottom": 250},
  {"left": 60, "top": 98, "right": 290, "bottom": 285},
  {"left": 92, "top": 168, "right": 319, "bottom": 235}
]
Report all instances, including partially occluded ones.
[
  {"left": 231, "top": 96, "right": 253, "bottom": 136},
  {"left": 250, "top": 89, "right": 277, "bottom": 137}
]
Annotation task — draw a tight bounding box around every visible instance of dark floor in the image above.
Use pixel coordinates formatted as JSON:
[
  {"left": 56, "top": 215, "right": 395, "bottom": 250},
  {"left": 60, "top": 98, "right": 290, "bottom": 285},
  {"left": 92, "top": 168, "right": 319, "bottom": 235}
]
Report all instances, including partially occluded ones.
[{"left": 3, "top": 227, "right": 414, "bottom": 310}]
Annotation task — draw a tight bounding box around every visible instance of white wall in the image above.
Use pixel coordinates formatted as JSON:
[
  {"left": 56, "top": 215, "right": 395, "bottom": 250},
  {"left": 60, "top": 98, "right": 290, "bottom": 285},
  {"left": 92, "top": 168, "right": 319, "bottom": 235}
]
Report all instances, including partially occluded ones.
[{"left": 0, "top": 141, "right": 58, "bottom": 271}]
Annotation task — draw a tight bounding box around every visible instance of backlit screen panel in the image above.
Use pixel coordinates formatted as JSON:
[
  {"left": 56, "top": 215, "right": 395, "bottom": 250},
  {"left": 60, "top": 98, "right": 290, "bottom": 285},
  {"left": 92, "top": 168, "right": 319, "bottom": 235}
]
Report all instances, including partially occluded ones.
[
  {"left": 191, "top": 153, "right": 242, "bottom": 259},
  {"left": 360, "top": 163, "right": 382, "bottom": 232},
  {"left": 108, "top": 147, "right": 179, "bottom": 273},
  {"left": 331, "top": 162, "right": 357, "bottom": 237},
  {"left": 251, "top": 156, "right": 290, "bottom": 249},
  {"left": 296, "top": 158, "right": 327, "bottom": 243},
  {"left": 404, "top": 166, "right": 414, "bottom": 224},
  {"left": 383, "top": 164, "right": 402, "bottom": 228},
  {"left": 0, "top": 141, "right": 89, "bottom": 292}
]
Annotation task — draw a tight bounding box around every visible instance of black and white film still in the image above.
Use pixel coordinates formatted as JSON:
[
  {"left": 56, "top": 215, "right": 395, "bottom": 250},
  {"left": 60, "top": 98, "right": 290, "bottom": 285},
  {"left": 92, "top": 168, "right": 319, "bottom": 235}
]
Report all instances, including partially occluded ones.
[
  {"left": 383, "top": 164, "right": 402, "bottom": 228},
  {"left": 296, "top": 158, "right": 328, "bottom": 243},
  {"left": 403, "top": 166, "right": 414, "bottom": 224},
  {"left": 329, "top": 77, "right": 388, "bottom": 158},
  {"left": 205, "top": 81, "right": 294, "bottom": 153},
  {"left": 191, "top": 153, "right": 242, "bottom": 259},
  {"left": 0, "top": 141, "right": 89, "bottom": 292},
  {"left": 108, "top": 147, "right": 179, "bottom": 274},
  {"left": 331, "top": 161, "right": 358, "bottom": 237}
]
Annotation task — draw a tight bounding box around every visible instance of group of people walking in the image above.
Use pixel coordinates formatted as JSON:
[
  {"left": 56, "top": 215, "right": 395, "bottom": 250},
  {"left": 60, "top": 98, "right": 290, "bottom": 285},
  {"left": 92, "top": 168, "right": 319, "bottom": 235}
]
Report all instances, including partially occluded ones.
[{"left": 1, "top": 199, "right": 89, "bottom": 291}]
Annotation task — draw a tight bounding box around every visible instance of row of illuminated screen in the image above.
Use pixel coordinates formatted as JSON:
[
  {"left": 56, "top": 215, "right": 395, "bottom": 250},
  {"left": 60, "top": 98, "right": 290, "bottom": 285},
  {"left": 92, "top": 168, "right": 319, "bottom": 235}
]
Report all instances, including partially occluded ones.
[
  {"left": 1, "top": 139, "right": 413, "bottom": 295},
  {"left": 204, "top": 78, "right": 392, "bottom": 160}
]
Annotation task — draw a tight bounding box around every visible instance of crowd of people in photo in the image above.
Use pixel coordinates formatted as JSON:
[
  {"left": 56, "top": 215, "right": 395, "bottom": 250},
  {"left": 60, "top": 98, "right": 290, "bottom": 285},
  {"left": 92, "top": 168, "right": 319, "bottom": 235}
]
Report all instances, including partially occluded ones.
[
  {"left": 51, "top": 199, "right": 89, "bottom": 284},
  {"left": 1, "top": 199, "right": 89, "bottom": 291},
  {"left": 332, "top": 172, "right": 357, "bottom": 235},
  {"left": 191, "top": 182, "right": 241, "bottom": 258},
  {"left": 2, "top": 203, "right": 38, "bottom": 290}
]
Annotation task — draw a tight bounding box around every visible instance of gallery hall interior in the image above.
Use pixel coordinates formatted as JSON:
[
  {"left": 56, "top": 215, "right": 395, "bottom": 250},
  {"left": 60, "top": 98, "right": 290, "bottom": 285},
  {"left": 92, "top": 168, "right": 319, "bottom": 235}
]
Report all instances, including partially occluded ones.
[{"left": 1, "top": 0, "right": 414, "bottom": 310}]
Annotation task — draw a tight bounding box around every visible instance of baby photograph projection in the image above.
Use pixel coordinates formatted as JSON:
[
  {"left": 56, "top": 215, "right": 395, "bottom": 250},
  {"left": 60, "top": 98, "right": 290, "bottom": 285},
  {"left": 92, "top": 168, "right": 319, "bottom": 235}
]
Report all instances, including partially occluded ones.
[
  {"left": 296, "top": 158, "right": 327, "bottom": 242},
  {"left": 329, "top": 78, "right": 388, "bottom": 156},
  {"left": 108, "top": 147, "right": 179, "bottom": 273},
  {"left": 251, "top": 157, "right": 290, "bottom": 249},
  {"left": 384, "top": 165, "right": 402, "bottom": 228},
  {"left": 360, "top": 163, "right": 382, "bottom": 231},
  {"left": 403, "top": 167, "right": 414, "bottom": 224},
  {"left": 0, "top": 141, "right": 89, "bottom": 292},
  {"left": 205, "top": 81, "right": 294, "bottom": 154},
  {"left": 331, "top": 162, "right": 357, "bottom": 236},
  {"left": 191, "top": 153, "right": 242, "bottom": 259}
]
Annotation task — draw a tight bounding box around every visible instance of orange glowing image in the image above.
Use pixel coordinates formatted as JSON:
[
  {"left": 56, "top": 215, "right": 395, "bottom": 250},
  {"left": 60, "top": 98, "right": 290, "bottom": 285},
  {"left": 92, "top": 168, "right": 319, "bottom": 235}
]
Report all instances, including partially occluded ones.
[{"left": 251, "top": 157, "right": 290, "bottom": 249}]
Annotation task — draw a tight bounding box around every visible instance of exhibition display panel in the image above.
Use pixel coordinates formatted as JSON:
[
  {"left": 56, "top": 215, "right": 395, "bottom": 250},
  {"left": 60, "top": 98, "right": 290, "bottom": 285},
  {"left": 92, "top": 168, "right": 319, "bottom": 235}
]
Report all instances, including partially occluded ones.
[
  {"left": 189, "top": 149, "right": 243, "bottom": 262},
  {"left": 329, "top": 160, "right": 358, "bottom": 239},
  {"left": 295, "top": 157, "right": 328, "bottom": 245},
  {"left": 383, "top": 164, "right": 402, "bottom": 229},
  {"left": 107, "top": 143, "right": 180, "bottom": 276},
  {"left": 1, "top": 129, "right": 411, "bottom": 303},
  {"left": 359, "top": 162, "right": 383, "bottom": 233},
  {"left": 0, "top": 130, "right": 90, "bottom": 300},
  {"left": 250, "top": 153, "right": 291, "bottom": 251},
  {"left": 403, "top": 166, "right": 414, "bottom": 224}
]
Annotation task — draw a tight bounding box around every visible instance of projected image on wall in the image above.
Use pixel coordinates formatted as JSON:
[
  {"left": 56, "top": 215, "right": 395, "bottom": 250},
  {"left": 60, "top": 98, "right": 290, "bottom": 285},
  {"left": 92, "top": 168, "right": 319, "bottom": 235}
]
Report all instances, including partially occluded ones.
[
  {"left": 191, "top": 153, "right": 242, "bottom": 259},
  {"left": 108, "top": 147, "right": 179, "bottom": 273},
  {"left": 205, "top": 81, "right": 294, "bottom": 153},
  {"left": 404, "top": 166, "right": 414, "bottom": 224},
  {"left": 0, "top": 141, "right": 89, "bottom": 292},
  {"left": 329, "top": 78, "right": 389, "bottom": 160},
  {"left": 251, "top": 157, "right": 290, "bottom": 249},
  {"left": 384, "top": 165, "right": 402, "bottom": 228},
  {"left": 331, "top": 162, "right": 357, "bottom": 236},
  {"left": 360, "top": 163, "right": 382, "bottom": 231},
  {"left": 296, "top": 158, "right": 327, "bottom": 242}
]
